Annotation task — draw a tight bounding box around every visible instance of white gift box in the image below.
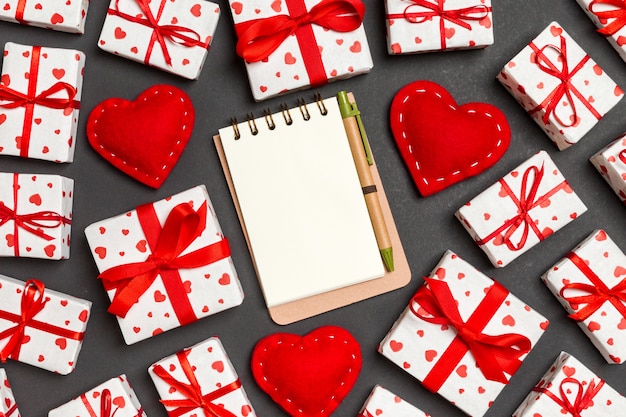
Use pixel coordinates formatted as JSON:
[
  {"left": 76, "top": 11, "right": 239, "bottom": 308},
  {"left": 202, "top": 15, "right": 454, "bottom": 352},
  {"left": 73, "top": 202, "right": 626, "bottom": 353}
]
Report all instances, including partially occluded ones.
[
  {"left": 497, "top": 21, "right": 623, "bottom": 150},
  {"left": 455, "top": 150, "right": 587, "bottom": 268},
  {"left": 385, "top": 0, "right": 493, "bottom": 55},
  {"left": 229, "top": 0, "right": 373, "bottom": 101},
  {"left": 85, "top": 185, "right": 244, "bottom": 345},
  {"left": 379, "top": 250, "right": 548, "bottom": 417},
  {"left": 0, "top": 42, "right": 85, "bottom": 163},
  {"left": 590, "top": 133, "right": 626, "bottom": 205},
  {"left": 513, "top": 351, "right": 626, "bottom": 417},
  {"left": 542, "top": 229, "right": 626, "bottom": 364},
  {"left": 49, "top": 375, "right": 146, "bottom": 417},
  {"left": 0, "top": 276, "right": 91, "bottom": 375},
  {"left": 0, "top": 0, "right": 89, "bottom": 33},
  {"left": 98, "top": 0, "right": 220, "bottom": 80},
  {"left": 0, "top": 369, "right": 20, "bottom": 417},
  {"left": 577, "top": 0, "right": 626, "bottom": 63},
  {"left": 149, "top": 337, "right": 257, "bottom": 417},
  {"left": 0, "top": 173, "right": 73, "bottom": 260},
  {"left": 358, "top": 385, "right": 429, "bottom": 417}
]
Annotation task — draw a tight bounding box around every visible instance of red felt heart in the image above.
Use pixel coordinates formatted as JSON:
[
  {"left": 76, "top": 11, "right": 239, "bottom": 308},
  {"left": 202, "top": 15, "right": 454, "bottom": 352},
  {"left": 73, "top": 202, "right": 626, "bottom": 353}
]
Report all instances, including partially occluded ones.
[
  {"left": 390, "top": 80, "right": 510, "bottom": 196},
  {"left": 251, "top": 326, "right": 361, "bottom": 417},
  {"left": 86, "top": 84, "right": 195, "bottom": 189}
]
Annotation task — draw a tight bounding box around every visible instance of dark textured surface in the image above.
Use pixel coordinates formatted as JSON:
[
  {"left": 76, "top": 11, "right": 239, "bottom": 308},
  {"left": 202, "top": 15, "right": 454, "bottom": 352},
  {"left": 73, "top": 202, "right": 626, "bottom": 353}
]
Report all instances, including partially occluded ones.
[{"left": 1, "top": 1, "right": 625, "bottom": 416}]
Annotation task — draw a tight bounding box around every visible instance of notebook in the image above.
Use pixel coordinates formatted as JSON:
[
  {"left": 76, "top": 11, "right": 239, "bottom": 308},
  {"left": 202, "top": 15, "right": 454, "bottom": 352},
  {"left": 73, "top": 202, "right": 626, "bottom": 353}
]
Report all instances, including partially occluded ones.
[{"left": 214, "top": 93, "right": 411, "bottom": 324}]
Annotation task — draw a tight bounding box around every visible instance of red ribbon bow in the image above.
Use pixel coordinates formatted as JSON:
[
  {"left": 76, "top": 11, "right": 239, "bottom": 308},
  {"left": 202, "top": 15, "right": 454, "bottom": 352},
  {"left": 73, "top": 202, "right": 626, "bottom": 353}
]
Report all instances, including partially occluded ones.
[
  {"left": 99, "top": 201, "right": 231, "bottom": 320},
  {"left": 80, "top": 387, "right": 144, "bottom": 417},
  {"left": 560, "top": 252, "right": 626, "bottom": 322},
  {"left": 476, "top": 164, "right": 570, "bottom": 251},
  {"left": 528, "top": 35, "right": 601, "bottom": 129},
  {"left": 411, "top": 277, "right": 531, "bottom": 391},
  {"left": 619, "top": 149, "right": 626, "bottom": 164},
  {"left": 152, "top": 349, "right": 241, "bottom": 417},
  {"left": 235, "top": 0, "right": 365, "bottom": 63},
  {"left": 108, "top": 0, "right": 208, "bottom": 67},
  {"left": 590, "top": 0, "right": 626, "bottom": 36},
  {"left": 533, "top": 377, "right": 604, "bottom": 417}
]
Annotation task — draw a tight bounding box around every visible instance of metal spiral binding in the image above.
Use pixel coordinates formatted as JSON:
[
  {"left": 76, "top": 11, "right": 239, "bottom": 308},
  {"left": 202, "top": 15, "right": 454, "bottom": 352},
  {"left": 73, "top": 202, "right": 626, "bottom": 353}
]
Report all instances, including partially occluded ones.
[
  {"left": 246, "top": 113, "right": 258, "bottom": 135},
  {"left": 280, "top": 103, "right": 293, "bottom": 125},
  {"left": 297, "top": 97, "right": 311, "bottom": 121},
  {"left": 230, "top": 117, "right": 240, "bottom": 140},
  {"left": 263, "top": 109, "right": 276, "bottom": 130}
]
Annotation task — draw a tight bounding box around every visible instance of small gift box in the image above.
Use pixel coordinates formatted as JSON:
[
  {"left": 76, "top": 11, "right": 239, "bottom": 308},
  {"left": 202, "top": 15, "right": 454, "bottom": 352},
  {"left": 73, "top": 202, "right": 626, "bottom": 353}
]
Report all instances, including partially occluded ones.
[
  {"left": 497, "top": 21, "right": 623, "bottom": 150},
  {"left": 358, "top": 385, "right": 429, "bottom": 417},
  {"left": 455, "top": 150, "right": 587, "bottom": 268},
  {"left": 85, "top": 185, "right": 244, "bottom": 345},
  {"left": 149, "top": 337, "right": 257, "bottom": 417},
  {"left": 385, "top": 0, "right": 493, "bottom": 55},
  {"left": 542, "top": 229, "right": 626, "bottom": 364},
  {"left": 379, "top": 250, "right": 548, "bottom": 417},
  {"left": 0, "top": 276, "right": 91, "bottom": 375},
  {"left": 98, "top": 0, "right": 220, "bottom": 80},
  {"left": 49, "top": 375, "right": 146, "bottom": 417},
  {"left": 513, "top": 351, "right": 626, "bottom": 416},
  {"left": 577, "top": 0, "right": 626, "bottom": 63},
  {"left": 590, "top": 133, "right": 626, "bottom": 205},
  {"left": 0, "top": 173, "right": 73, "bottom": 260},
  {"left": 229, "top": 0, "right": 373, "bottom": 101},
  {"left": 0, "top": 369, "right": 20, "bottom": 417},
  {"left": 0, "top": 42, "right": 85, "bottom": 163},
  {"left": 0, "top": 0, "right": 89, "bottom": 34}
]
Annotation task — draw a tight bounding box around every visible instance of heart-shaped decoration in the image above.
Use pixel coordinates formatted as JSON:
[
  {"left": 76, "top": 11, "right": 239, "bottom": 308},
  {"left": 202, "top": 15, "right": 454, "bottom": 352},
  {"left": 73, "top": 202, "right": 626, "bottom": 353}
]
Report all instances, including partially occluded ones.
[
  {"left": 251, "top": 326, "right": 361, "bottom": 417},
  {"left": 87, "top": 84, "right": 195, "bottom": 188},
  {"left": 390, "top": 80, "right": 510, "bottom": 196}
]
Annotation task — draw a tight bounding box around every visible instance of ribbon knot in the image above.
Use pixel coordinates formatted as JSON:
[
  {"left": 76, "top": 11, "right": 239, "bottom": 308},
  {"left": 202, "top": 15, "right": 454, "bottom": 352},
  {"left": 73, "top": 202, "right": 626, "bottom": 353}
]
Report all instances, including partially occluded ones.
[
  {"left": 534, "top": 377, "right": 604, "bottom": 417},
  {"left": 0, "top": 81, "right": 80, "bottom": 110},
  {"left": 590, "top": 0, "right": 626, "bottom": 36},
  {"left": 403, "top": 0, "right": 490, "bottom": 29}
]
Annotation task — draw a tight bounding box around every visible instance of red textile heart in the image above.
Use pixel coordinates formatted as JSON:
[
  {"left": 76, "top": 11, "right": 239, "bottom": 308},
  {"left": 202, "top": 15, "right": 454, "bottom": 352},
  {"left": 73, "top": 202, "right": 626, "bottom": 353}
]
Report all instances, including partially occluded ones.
[
  {"left": 251, "top": 326, "right": 361, "bottom": 417},
  {"left": 86, "top": 84, "right": 195, "bottom": 189},
  {"left": 390, "top": 80, "right": 510, "bottom": 196}
]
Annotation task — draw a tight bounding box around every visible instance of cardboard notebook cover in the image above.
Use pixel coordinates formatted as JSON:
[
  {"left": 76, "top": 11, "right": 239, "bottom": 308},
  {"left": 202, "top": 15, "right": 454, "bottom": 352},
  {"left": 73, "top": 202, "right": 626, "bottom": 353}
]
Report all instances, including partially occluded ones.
[{"left": 213, "top": 93, "right": 411, "bottom": 325}]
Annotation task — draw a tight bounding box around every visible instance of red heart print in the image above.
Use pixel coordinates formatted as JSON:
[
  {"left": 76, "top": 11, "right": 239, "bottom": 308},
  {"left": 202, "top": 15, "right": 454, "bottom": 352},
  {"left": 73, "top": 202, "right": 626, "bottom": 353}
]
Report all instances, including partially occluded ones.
[
  {"left": 29, "top": 193, "right": 42, "bottom": 205},
  {"left": 94, "top": 246, "right": 107, "bottom": 259},
  {"left": 211, "top": 360, "right": 224, "bottom": 372},
  {"left": 112, "top": 396, "right": 125, "bottom": 408},
  {"left": 231, "top": 1, "right": 243, "bottom": 14},
  {"left": 55, "top": 338, "right": 67, "bottom": 350},
  {"left": 390, "top": 81, "right": 510, "bottom": 196},
  {"left": 87, "top": 85, "right": 195, "bottom": 188},
  {"left": 50, "top": 13, "right": 64, "bottom": 24},
  {"left": 562, "top": 365, "right": 575, "bottom": 377},
  {"left": 114, "top": 27, "right": 126, "bottom": 39},
  {"left": 218, "top": 273, "right": 230, "bottom": 285},
  {"left": 190, "top": 3, "right": 201, "bottom": 16},
  {"left": 251, "top": 326, "right": 361, "bottom": 417},
  {"left": 52, "top": 68, "right": 65, "bottom": 80}
]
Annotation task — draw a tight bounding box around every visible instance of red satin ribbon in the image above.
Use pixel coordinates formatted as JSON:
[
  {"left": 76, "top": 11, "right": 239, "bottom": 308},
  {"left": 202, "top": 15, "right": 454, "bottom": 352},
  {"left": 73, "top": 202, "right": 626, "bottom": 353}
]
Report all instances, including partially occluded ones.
[
  {"left": 99, "top": 201, "right": 231, "bottom": 321},
  {"left": 476, "top": 164, "right": 570, "bottom": 250},
  {"left": 533, "top": 377, "right": 604, "bottom": 417},
  {"left": 386, "top": 0, "right": 491, "bottom": 49},
  {"left": 528, "top": 35, "right": 602, "bottom": 129},
  {"left": 0, "top": 279, "right": 85, "bottom": 362},
  {"left": 590, "top": 0, "right": 626, "bottom": 36},
  {"left": 152, "top": 349, "right": 241, "bottom": 417},
  {"left": 81, "top": 388, "right": 144, "bottom": 417},
  {"left": 619, "top": 149, "right": 626, "bottom": 164},
  {"left": 358, "top": 411, "right": 374, "bottom": 417},
  {"left": 0, "top": 403, "right": 18, "bottom": 417},
  {"left": 14, "top": 0, "right": 26, "bottom": 23},
  {"left": 234, "top": 0, "right": 365, "bottom": 87},
  {"left": 410, "top": 277, "right": 531, "bottom": 392},
  {"left": 0, "top": 46, "right": 80, "bottom": 158},
  {"left": 107, "top": 0, "right": 208, "bottom": 67},
  {"left": 560, "top": 252, "right": 626, "bottom": 322},
  {"left": 0, "top": 173, "right": 72, "bottom": 257}
]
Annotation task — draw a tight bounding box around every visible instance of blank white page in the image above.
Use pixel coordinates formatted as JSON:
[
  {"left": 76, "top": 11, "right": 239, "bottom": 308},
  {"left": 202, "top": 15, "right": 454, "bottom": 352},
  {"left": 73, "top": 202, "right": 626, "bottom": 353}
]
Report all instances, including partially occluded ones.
[{"left": 219, "top": 97, "right": 384, "bottom": 308}]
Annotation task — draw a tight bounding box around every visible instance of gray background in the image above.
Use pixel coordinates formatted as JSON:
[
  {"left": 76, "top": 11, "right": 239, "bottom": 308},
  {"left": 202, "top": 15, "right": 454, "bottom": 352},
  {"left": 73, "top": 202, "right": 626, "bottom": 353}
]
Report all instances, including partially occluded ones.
[{"left": 1, "top": 0, "right": 625, "bottom": 416}]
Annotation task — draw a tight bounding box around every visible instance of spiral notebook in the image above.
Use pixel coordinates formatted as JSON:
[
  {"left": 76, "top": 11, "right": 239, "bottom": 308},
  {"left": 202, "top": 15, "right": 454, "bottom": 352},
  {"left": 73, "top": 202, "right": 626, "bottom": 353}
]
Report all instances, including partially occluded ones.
[{"left": 214, "top": 93, "right": 410, "bottom": 324}]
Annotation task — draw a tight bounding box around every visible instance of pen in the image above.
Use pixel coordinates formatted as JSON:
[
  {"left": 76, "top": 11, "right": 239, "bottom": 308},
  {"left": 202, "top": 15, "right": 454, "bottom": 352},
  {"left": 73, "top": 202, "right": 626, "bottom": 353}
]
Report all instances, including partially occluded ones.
[{"left": 337, "top": 91, "right": 394, "bottom": 272}]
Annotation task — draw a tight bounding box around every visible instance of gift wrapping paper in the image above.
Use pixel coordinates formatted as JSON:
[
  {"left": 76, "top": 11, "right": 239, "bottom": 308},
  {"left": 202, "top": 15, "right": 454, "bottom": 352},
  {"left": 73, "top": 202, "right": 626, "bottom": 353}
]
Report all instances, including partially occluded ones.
[
  {"left": 0, "top": 369, "right": 20, "bottom": 417},
  {"left": 0, "top": 172, "right": 73, "bottom": 260},
  {"left": 384, "top": 0, "right": 493, "bottom": 55},
  {"left": 0, "top": 0, "right": 89, "bottom": 34},
  {"left": 590, "top": 133, "right": 626, "bottom": 205},
  {"left": 542, "top": 229, "right": 626, "bottom": 364},
  {"left": 513, "top": 351, "right": 626, "bottom": 416},
  {"left": 98, "top": 0, "right": 220, "bottom": 80},
  {"left": 0, "top": 276, "right": 91, "bottom": 375},
  {"left": 379, "top": 250, "right": 548, "bottom": 417},
  {"left": 85, "top": 185, "right": 244, "bottom": 345},
  {"left": 577, "top": 0, "right": 626, "bottom": 63},
  {"left": 229, "top": 0, "right": 373, "bottom": 101},
  {"left": 149, "top": 337, "right": 257, "bottom": 417},
  {"left": 455, "top": 150, "right": 587, "bottom": 268},
  {"left": 48, "top": 375, "right": 146, "bottom": 417},
  {"left": 358, "top": 385, "right": 430, "bottom": 417},
  {"left": 497, "top": 21, "right": 623, "bottom": 150},
  {"left": 0, "top": 42, "right": 85, "bottom": 163}
]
